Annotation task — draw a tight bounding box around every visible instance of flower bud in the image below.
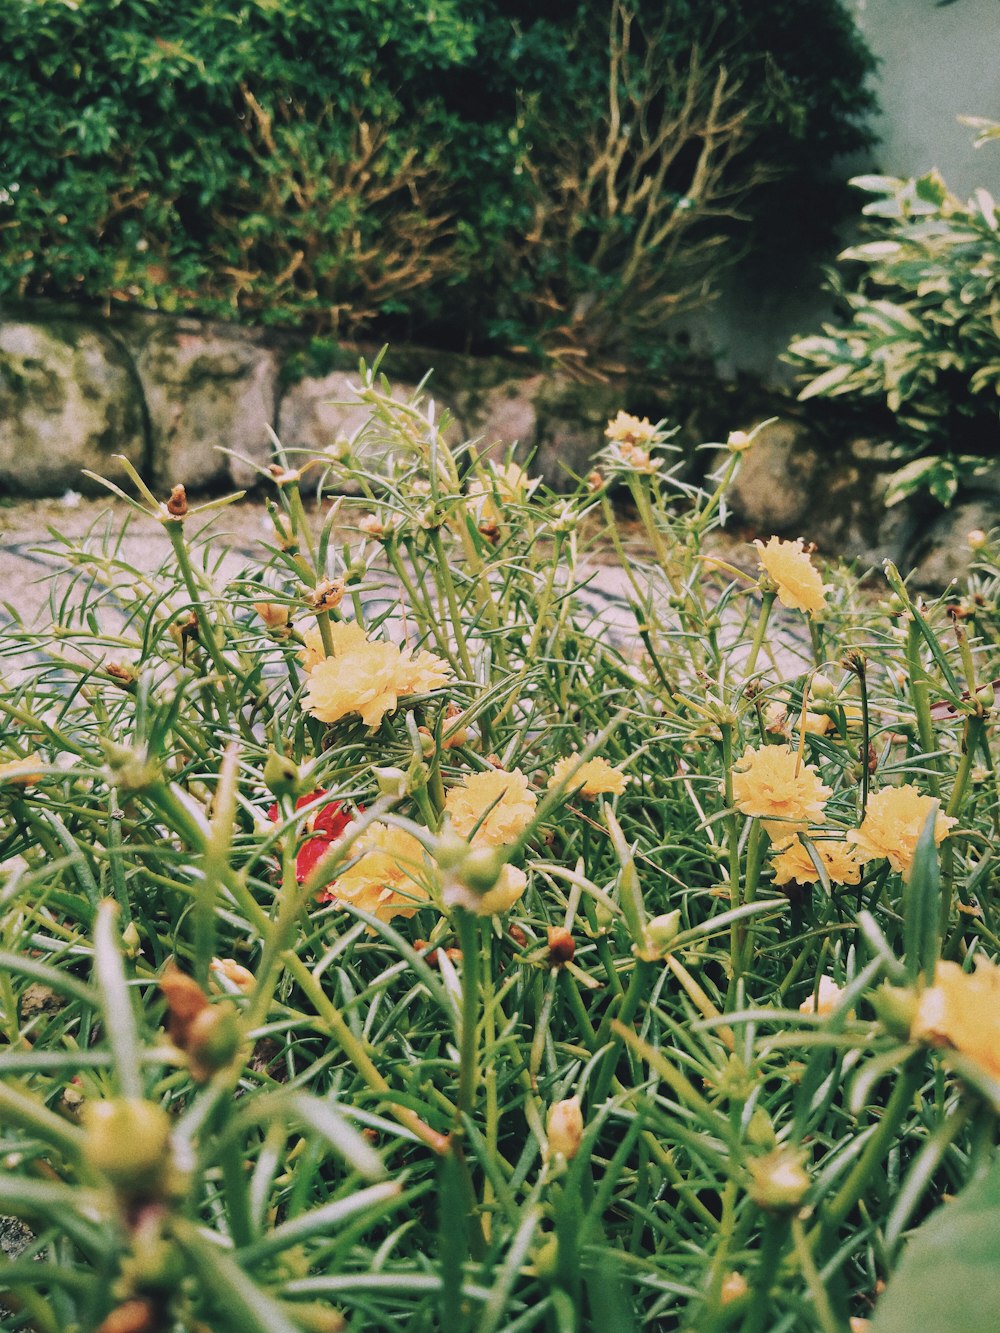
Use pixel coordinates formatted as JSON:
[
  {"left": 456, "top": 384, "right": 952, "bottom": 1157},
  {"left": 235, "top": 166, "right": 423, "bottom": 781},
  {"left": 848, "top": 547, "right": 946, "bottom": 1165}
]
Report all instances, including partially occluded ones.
[
  {"left": 870, "top": 982, "right": 918, "bottom": 1039},
  {"left": 211, "top": 956, "right": 255, "bottom": 992},
  {"left": 373, "top": 765, "right": 408, "bottom": 799},
  {"left": 186, "top": 1001, "right": 242, "bottom": 1083},
  {"left": 101, "top": 741, "right": 161, "bottom": 795},
  {"left": 747, "top": 1148, "right": 810, "bottom": 1211},
  {"left": 96, "top": 1298, "right": 160, "bottom": 1333},
  {"left": 720, "top": 1272, "right": 749, "bottom": 1306},
  {"left": 547, "top": 926, "right": 575, "bottom": 966},
  {"left": 164, "top": 484, "right": 188, "bottom": 519},
  {"left": 83, "top": 1099, "right": 172, "bottom": 1193},
  {"left": 121, "top": 920, "right": 142, "bottom": 959},
  {"left": 264, "top": 749, "right": 300, "bottom": 799},
  {"left": 310, "top": 578, "right": 346, "bottom": 613},
  {"left": 727, "top": 429, "right": 753, "bottom": 453},
  {"left": 476, "top": 864, "right": 527, "bottom": 916},
  {"left": 811, "top": 672, "right": 836, "bottom": 700},
  {"left": 634, "top": 910, "right": 681, "bottom": 962},
  {"left": 967, "top": 529, "right": 988, "bottom": 550},
  {"left": 532, "top": 1234, "right": 560, "bottom": 1278},
  {"left": 745, "top": 1106, "right": 777, "bottom": 1149},
  {"left": 546, "top": 1095, "right": 584, "bottom": 1161},
  {"left": 254, "top": 602, "right": 291, "bottom": 632}
]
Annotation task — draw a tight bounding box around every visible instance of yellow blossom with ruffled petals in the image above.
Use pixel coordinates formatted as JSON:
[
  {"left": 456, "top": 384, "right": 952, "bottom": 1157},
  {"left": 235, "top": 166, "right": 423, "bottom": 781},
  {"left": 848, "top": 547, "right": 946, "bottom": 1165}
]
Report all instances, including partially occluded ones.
[
  {"left": 771, "top": 837, "right": 861, "bottom": 887},
  {"left": 847, "top": 784, "right": 955, "bottom": 880},
  {"left": 799, "top": 976, "right": 848, "bottom": 1017},
  {"left": 754, "top": 537, "right": 828, "bottom": 615},
  {"left": 911, "top": 958, "right": 1000, "bottom": 1082},
  {"left": 445, "top": 769, "right": 536, "bottom": 847},
  {"left": 548, "top": 756, "right": 628, "bottom": 800},
  {"left": 300, "top": 621, "right": 450, "bottom": 728},
  {"left": 728, "top": 744, "right": 831, "bottom": 841},
  {"left": 330, "top": 822, "right": 431, "bottom": 923},
  {"left": 605, "top": 411, "right": 656, "bottom": 445},
  {"left": 0, "top": 754, "right": 44, "bottom": 786},
  {"left": 466, "top": 462, "right": 530, "bottom": 526}
]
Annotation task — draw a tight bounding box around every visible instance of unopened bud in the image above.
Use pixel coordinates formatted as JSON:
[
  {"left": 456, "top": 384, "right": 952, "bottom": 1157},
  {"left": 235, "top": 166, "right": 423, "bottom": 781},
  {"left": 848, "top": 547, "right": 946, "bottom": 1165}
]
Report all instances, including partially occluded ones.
[
  {"left": 547, "top": 926, "right": 575, "bottom": 965},
  {"left": 967, "top": 529, "right": 988, "bottom": 550},
  {"left": 164, "top": 484, "right": 188, "bottom": 519},
  {"left": 811, "top": 672, "right": 836, "bottom": 700},
  {"left": 634, "top": 910, "right": 681, "bottom": 962},
  {"left": 264, "top": 748, "right": 300, "bottom": 799},
  {"left": 745, "top": 1106, "right": 777, "bottom": 1149},
  {"left": 254, "top": 602, "right": 291, "bottom": 632},
  {"left": 720, "top": 1272, "right": 749, "bottom": 1306},
  {"left": 121, "top": 920, "right": 142, "bottom": 959},
  {"left": 83, "top": 1099, "right": 172, "bottom": 1192},
  {"left": 96, "top": 1298, "right": 159, "bottom": 1333},
  {"left": 211, "top": 957, "right": 255, "bottom": 992},
  {"left": 727, "top": 429, "right": 753, "bottom": 453},
  {"left": 546, "top": 1095, "right": 584, "bottom": 1161},
  {"left": 373, "top": 765, "right": 408, "bottom": 799},
  {"left": 186, "top": 1001, "right": 242, "bottom": 1083},
  {"left": 747, "top": 1147, "right": 810, "bottom": 1211},
  {"left": 871, "top": 982, "right": 918, "bottom": 1039},
  {"left": 586, "top": 470, "right": 605, "bottom": 492}
]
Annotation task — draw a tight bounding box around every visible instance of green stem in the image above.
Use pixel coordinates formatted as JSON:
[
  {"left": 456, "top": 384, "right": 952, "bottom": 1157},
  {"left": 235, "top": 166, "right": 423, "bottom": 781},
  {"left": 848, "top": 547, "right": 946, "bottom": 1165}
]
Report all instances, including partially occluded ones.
[
  {"left": 820, "top": 1059, "right": 922, "bottom": 1236},
  {"left": 743, "top": 592, "right": 776, "bottom": 680}
]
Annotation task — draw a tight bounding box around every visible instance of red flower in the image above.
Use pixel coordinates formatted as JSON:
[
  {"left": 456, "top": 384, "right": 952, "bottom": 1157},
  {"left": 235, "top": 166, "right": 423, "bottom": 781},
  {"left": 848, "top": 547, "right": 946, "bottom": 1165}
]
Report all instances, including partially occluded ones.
[{"left": 268, "top": 790, "right": 359, "bottom": 884}]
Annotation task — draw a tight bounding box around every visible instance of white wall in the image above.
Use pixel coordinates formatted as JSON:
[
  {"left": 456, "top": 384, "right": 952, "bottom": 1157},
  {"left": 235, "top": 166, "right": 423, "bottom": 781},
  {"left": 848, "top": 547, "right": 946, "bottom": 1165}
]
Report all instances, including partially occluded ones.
[{"left": 699, "top": 0, "right": 1000, "bottom": 382}]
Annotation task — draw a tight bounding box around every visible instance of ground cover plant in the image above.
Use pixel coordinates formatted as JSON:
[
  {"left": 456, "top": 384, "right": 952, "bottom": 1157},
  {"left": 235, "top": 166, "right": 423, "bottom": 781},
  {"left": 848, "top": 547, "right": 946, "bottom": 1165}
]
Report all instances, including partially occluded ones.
[{"left": 1, "top": 367, "right": 999, "bottom": 1330}]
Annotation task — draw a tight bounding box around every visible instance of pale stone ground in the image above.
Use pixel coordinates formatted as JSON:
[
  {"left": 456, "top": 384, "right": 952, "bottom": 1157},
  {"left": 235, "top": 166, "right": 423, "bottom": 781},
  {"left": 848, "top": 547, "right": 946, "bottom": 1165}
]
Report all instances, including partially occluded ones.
[{"left": 0, "top": 495, "right": 811, "bottom": 675}]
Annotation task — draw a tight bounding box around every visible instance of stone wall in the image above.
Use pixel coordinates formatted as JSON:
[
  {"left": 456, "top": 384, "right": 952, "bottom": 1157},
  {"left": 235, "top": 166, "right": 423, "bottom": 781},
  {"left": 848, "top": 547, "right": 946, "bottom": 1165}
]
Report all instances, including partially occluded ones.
[{"left": 0, "top": 300, "right": 992, "bottom": 586}]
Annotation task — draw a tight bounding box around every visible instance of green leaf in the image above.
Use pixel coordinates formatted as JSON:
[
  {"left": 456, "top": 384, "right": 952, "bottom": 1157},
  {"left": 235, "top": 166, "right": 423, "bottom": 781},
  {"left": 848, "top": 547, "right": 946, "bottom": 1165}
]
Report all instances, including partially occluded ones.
[
  {"left": 903, "top": 813, "right": 941, "bottom": 984},
  {"left": 873, "top": 1156, "right": 1000, "bottom": 1333}
]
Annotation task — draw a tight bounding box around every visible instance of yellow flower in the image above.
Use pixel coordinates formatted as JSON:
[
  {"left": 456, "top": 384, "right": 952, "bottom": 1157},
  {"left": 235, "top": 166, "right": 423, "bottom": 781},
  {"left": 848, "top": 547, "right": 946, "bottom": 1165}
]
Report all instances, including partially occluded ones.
[
  {"left": 799, "top": 976, "right": 847, "bottom": 1016},
  {"left": 299, "top": 618, "right": 369, "bottom": 673},
  {"left": 847, "top": 784, "right": 956, "bottom": 880},
  {"left": 771, "top": 837, "right": 862, "bottom": 887},
  {"left": 329, "top": 822, "right": 431, "bottom": 923},
  {"left": 477, "top": 863, "right": 528, "bottom": 916},
  {"left": 300, "top": 621, "right": 450, "bottom": 728},
  {"left": 754, "top": 537, "right": 828, "bottom": 615},
  {"left": 911, "top": 959, "right": 1000, "bottom": 1081},
  {"left": 0, "top": 753, "right": 45, "bottom": 786},
  {"left": 445, "top": 768, "right": 537, "bottom": 847},
  {"left": 728, "top": 744, "right": 831, "bottom": 841},
  {"left": 605, "top": 411, "right": 656, "bottom": 445},
  {"left": 548, "top": 755, "right": 628, "bottom": 800},
  {"left": 210, "top": 957, "right": 255, "bottom": 992}
]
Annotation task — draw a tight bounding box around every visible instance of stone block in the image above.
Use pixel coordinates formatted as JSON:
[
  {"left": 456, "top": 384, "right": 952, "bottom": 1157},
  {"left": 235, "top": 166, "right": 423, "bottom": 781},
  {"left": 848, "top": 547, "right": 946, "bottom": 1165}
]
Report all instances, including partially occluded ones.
[
  {"left": 0, "top": 321, "right": 144, "bottom": 495},
  {"left": 134, "top": 323, "right": 278, "bottom": 490}
]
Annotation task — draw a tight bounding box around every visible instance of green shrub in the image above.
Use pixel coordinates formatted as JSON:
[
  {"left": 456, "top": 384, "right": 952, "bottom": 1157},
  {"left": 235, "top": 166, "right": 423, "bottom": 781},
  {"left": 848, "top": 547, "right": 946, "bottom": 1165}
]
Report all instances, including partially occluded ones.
[
  {"left": 0, "top": 0, "right": 876, "bottom": 361},
  {"left": 786, "top": 131, "right": 1000, "bottom": 507},
  {"left": 1, "top": 376, "right": 999, "bottom": 1329}
]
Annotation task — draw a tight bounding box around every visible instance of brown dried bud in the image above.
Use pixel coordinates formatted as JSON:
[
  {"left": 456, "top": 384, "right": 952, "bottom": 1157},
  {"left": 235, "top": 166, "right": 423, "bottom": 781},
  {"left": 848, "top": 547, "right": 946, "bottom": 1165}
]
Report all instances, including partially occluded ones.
[
  {"left": 159, "top": 963, "right": 210, "bottom": 1050},
  {"left": 106, "top": 661, "right": 138, "bottom": 685},
  {"left": 547, "top": 926, "right": 575, "bottom": 966},
  {"left": 478, "top": 520, "right": 501, "bottom": 545},
  {"left": 165, "top": 485, "right": 187, "bottom": 518},
  {"left": 508, "top": 924, "right": 528, "bottom": 948},
  {"left": 310, "top": 578, "right": 346, "bottom": 613},
  {"left": 586, "top": 470, "right": 605, "bottom": 492}
]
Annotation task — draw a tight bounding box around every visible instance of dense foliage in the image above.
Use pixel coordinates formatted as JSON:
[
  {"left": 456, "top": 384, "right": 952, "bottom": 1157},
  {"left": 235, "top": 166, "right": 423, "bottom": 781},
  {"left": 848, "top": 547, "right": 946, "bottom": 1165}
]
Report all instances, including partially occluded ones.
[
  {"left": 1, "top": 373, "right": 999, "bottom": 1330},
  {"left": 0, "top": 0, "right": 876, "bottom": 363},
  {"left": 786, "top": 125, "right": 1000, "bottom": 508}
]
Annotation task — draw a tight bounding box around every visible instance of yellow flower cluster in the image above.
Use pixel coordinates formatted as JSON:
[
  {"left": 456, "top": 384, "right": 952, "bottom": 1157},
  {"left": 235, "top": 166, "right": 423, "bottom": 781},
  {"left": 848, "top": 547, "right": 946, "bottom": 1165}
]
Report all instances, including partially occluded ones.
[
  {"left": 729, "top": 744, "right": 831, "bottom": 841},
  {"left": 911, "top": 959, "right": 1000, "bottom": 1082},
  {"left": 329, "top": 822, "right": 431, "bottom": 924},
  {"left": 754, "top": 537, "right": 828, "bottom": 616},
  {"left": 771, "top": 837, "right": 862, "bottom": 888},
  {"left": 445, "top": 768, "right": 536, "bottom": 847},
  {"left": 301, "top": 620, "right": 450, "bottom": 728},
  {"left": 847, "top": 784, "right": 955, "bottom": 881},
  {"left": 548, "top": 755, "right": 628, "bottom": 800}
]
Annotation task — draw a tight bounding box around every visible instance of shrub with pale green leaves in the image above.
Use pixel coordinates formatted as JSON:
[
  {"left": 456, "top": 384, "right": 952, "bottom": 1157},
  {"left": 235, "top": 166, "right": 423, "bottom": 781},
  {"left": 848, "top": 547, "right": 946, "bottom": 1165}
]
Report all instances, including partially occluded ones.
[
  {"left": 1, "top": 367, "right": 999, "bottom": 1331},
  {"left": 786, "top": 124, "right": 1000, "bottom": 509}
]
